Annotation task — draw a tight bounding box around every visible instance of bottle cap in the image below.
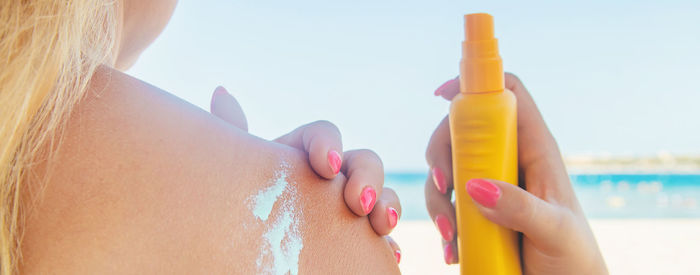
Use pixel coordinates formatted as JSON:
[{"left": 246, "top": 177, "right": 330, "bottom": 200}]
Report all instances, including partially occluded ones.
[{"left": 461, "top": 13, "right": 504, "bottom": 93}]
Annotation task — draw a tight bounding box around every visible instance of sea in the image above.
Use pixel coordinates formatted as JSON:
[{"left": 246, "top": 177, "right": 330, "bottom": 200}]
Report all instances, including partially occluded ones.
[{"left": 385, "top": 173, "right": 700, "bottom": 220}]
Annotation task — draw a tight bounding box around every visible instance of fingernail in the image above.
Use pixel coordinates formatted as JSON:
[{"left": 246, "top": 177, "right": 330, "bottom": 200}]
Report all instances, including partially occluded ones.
[
  {"left": 213, "top": 86, "right": 229, "bottom": 97},
  {"left": 444, "top": 243, "right": 454, "bottom": 264},
  {"left": 434, "top": 214, "right": 454, "bottom": 242},
  {"left": 394, "top": 250, "right": 401, "bottom": 264},
  {"left": 211, "top": 86, "right": 229, "bottom": 107},
  {"left": 466, "top": 178, "right": 501, "bottom": 208},
  {"left": 434, "top": 78, "right": 457, "bottom": 96},
  {"left": 387, "top": 207, "right": 399, "bottom": 229},
  {"left": 327, "top": 150, "right": 342, "bottom": 175},
  {"left": 432, "top": 167, "right": 447, "bottom": 194},
  {"left": 360, "top": 186, "right": 376, "bottom": 215}
]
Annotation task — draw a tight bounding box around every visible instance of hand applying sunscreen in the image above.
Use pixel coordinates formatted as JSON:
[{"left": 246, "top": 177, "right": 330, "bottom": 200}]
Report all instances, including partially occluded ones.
[{"left": 449, "top": 13, "right": 521, "bottom": 274}]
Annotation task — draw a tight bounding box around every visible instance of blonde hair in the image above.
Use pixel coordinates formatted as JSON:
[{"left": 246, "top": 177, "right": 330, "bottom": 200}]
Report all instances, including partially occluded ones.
[{"left": 0, "top": 1, "right": 117, "bottom": 273}]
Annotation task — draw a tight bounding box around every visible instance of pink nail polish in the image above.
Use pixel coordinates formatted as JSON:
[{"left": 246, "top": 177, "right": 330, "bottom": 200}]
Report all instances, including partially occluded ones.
[
  {"left": 434, "top": 214, "right": 454, "bottom": 242},
  {"left": 432, "top": 167, "right": 447, "bottom": 194},
  {"left": 444, "top": 243, "right": 454, "bottom": 264},
  {"left": 434, "top": 78, "right": 458, "bottom": 96},
  {"left": 466, "top": 178, "right": 501, "bottom": 208},
  {"left": 360, "top": 187, "right": 376, "bottom": 215},
  {"left": 387, "top": 207, "right": 399, "bottom": 229},
  {"left": 327, "top": 150, "right": 342, "bottom": 175},
  {"left": 395, "top": 250, "right": 401, "bottom": 264}
]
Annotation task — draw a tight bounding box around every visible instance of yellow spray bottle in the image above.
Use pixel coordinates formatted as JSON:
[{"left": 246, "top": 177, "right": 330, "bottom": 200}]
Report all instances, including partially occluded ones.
[{"left": 449, "top": 13, "right": 521, "bottom": 274}]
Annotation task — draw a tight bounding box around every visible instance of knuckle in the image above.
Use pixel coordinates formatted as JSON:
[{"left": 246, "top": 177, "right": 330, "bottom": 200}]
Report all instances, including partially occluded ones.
[
  {"left": 425, "top": 117, "right": 450, "bottom": 165},
  {"left": 555, "top": 207, "right": 576, "bottom": 232},
  {"left": 504, "top": 72, "right": 522, "bottom": 84},
  {"left": 536, "top": 206, "right": 572, "bottom": 249},
  {"left": 425, "top": 145, "right": 434, "bottom": 164},
  {"left": 425, "top": 140, "right": 440, "bottom": 165},
  {"left": 504, "top": 72, "right": 527, "bottom": 93},
  {"left": 383, "top": 189, "right": 401, "bottom": 208},
  {"left": 504, "top": 71, "right": 518, "bottom": 80},
  {"left": 355, "top": 149, "right": 384, "bottom": 170},
  {"left": 311, "top": 120, "right": 341, "bottom": 135},
  {"left": 382, "top": 187, "right": 398, "bottom": 199},
  {"left": 516, "top": 194, "right": 537, "bottom": 228},
  {"left": 424, "top": 183, "right": 439, "bottom": 211}
]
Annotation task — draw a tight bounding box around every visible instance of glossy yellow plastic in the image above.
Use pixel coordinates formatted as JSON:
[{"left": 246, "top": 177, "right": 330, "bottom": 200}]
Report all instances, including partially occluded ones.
[{"left": 449, "top": 13, "right": 521, "bottom": 275}]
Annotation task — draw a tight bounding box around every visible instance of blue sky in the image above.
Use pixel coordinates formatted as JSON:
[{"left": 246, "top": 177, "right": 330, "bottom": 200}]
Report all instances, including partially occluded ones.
[{"left": 128, "top": 0, "right": 700, "bottom": 171}]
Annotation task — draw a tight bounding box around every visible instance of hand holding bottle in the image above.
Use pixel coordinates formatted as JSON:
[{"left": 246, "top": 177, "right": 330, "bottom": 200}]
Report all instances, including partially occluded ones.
[{"left": 426, "top": 73, "right": 608, "bottom": 274}]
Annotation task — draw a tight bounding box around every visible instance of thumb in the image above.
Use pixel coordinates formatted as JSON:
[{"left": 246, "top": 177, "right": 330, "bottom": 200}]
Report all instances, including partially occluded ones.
[
  {"left": 466, "top": 178, "right": 567, "bottom": 249},
  {"left": 210, "top": 86, "right": 248, "bottom": 131}
]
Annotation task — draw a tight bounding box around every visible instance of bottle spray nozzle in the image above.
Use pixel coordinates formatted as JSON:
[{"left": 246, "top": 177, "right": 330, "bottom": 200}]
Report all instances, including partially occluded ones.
[
  {"left": 461, "top": 13, "right": 504, "bottom": 93},
  {"left": 465, "top": 13, "right": 495, "bottom": 41}
]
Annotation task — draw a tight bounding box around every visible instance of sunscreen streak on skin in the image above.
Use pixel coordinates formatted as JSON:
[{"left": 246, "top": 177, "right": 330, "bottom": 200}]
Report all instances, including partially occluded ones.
[
  {"left": 248, "top": 162, "right": 304, "bottom": 275},
  {"left": 252, "top": 172, "right": 289, "bottom": 222}
]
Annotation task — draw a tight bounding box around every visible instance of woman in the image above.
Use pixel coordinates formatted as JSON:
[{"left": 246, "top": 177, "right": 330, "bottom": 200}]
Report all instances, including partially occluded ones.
[{"left": 2, "top": 1, "right": 401, "bottom": 273}]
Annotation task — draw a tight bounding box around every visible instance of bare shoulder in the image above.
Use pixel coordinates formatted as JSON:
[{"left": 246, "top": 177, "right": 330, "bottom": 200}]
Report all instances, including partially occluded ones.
[{"left": 20, "top": 67, "right": 399, "bottom": 274}]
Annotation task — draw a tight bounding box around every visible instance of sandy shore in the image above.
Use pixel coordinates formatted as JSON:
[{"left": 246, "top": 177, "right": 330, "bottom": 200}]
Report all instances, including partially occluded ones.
[{"left": 392, "top": 219, "right": 700, "bottom": 275}]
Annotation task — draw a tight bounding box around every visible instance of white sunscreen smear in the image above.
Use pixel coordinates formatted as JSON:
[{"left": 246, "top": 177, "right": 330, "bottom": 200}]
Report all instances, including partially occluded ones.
[
  {"left": 251, "top": 173, "right": 289, "bottom": 222},
  {"left": 248, "top": 162, "right": 303, "bottom": 275}
]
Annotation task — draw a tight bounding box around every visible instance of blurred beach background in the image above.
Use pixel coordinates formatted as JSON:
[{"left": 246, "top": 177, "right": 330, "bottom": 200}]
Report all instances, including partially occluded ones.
[
  {"left": 387, "top": 171, "right": 700, "bottom": 274},
  {"left": 127, "top": 0, "right": 700, "bottom": 274}
]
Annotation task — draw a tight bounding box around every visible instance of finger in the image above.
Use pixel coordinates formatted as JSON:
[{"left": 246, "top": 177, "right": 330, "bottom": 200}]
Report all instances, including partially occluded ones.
[
  {"left": 504, "top": 73, "right": 571, "bottom": 200},
  {"left": 434, "top": 76, "right": 460, "bottom": 100},
  {"left": 425, "top": 116, "right": 453, "bottom": 195},
  {"left": 466, "top": 178, "right": 567, "bottom": 250},
  {"left": 369, "top": 188, "right": 401, "bottom": 236},
  {"left": 210, "top": 86, "right": 248, "bottom": 131},
  {"left": 424, "top": 170, "right": 457, "bottom": 252},
  {"left": 505, "top": 73, "right": 560, "bottom": 167},
  {"left": 340, "top": 149, "right": 384, "bottom": 216},
  {"left": 442, "top": 239, "right": 458, "bottom": 265},
  {"left": 384, "top": 236, "right": 402, "bottom": 264},
  {"left": 436, "top": 73, "right": 565, "bottom": 175},
  {"left": 425, "top": 113, "right": 460, "bottom": 264},
  {"left": 274, "top": 120, "right": 343, "bottom": 179}
]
